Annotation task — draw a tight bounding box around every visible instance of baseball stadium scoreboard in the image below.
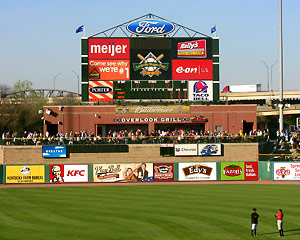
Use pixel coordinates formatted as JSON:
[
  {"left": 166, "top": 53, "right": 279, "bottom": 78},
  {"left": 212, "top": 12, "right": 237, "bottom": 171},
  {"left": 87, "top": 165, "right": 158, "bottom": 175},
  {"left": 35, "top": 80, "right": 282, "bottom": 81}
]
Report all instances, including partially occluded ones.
[{"left": 80, "top": 18, "right": 220, "bottom": 102}]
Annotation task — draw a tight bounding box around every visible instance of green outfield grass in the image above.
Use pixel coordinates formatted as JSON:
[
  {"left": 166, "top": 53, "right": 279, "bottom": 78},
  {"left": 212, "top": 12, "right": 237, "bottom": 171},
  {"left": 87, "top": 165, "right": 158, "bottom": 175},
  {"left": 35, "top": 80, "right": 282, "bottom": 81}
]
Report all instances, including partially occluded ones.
[{"left": 0, "top": 184, "right": 300, "bottom": 240}]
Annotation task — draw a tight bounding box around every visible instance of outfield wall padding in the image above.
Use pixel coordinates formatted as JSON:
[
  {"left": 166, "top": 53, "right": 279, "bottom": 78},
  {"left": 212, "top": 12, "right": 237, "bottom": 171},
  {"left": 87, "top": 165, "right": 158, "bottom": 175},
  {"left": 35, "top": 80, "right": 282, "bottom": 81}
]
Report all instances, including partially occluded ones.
[{"left": 258, "top": 161, "right": 273, "bottom": 180}]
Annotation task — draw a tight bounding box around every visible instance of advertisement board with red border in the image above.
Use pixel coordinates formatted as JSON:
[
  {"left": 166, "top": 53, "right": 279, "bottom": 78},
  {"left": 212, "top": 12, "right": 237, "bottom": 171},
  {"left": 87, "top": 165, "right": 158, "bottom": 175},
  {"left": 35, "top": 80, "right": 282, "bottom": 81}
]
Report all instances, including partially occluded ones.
[
  {"left": 89, "top": 81, "right": 113, "bottom": 102},
  {"left": 171, "top": 38, "right": 212, "bottom": 59},
  {"left": 89, "top": 60, "right": 130, "bottom": 81},
  {"left": 88, "top": 38, "right": 130, "bottom": 59},
  {"left": 244, "top": 162, "right": 258, "bottom": 180},
  {"left": 49, "top": 164, "right": 89, "bottom": 183},
  {"left": 172, "top": 60, "right": 213, "bottom": 80},
  {"left": 153, "top": 163, "right": 174, "bottom": 181}
]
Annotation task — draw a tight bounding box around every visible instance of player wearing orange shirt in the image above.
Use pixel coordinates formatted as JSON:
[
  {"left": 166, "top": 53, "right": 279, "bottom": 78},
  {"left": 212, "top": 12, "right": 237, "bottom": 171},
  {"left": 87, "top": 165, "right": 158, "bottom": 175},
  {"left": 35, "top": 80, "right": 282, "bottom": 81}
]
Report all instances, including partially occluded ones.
[{"left": 274, "top": 209, "right": 284, "bottom": 237}]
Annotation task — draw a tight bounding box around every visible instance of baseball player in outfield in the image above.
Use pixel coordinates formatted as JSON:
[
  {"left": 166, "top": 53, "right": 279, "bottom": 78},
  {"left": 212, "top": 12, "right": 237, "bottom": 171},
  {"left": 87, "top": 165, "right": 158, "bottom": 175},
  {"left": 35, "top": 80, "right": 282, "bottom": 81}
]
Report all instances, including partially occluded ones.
[
  {"left": 275, "top": 209, "right": 284, "bottom": 237},
  {"left": 251, "top": 208, "right": 259, "bottom": 236}
]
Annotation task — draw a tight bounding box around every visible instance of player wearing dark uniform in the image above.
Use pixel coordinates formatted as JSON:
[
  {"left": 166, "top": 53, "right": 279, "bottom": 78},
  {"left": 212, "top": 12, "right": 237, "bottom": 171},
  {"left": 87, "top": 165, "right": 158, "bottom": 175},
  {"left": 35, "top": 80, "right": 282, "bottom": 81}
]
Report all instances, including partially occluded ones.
[{"left": 251, "top": 208, "right": 259, "bottom": 236}]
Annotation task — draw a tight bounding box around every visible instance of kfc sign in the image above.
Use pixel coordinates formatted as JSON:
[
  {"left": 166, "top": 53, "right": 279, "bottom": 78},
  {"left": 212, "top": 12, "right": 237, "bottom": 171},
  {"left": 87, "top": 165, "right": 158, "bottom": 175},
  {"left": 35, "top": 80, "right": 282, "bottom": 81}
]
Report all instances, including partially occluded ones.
[
  {"left": 172, "top": 60, "right": 213, "bottom": 80},
  {"left": 88, "top": 38, "right": 130, "bottom": 59},
  {"left": 50, "top": 164, "right": 89, "bottom": 183}
]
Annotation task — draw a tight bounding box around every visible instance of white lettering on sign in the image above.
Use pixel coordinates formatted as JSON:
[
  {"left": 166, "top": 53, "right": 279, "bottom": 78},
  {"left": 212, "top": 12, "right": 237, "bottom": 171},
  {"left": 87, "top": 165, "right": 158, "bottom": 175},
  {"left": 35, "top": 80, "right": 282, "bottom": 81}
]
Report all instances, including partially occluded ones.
[
  {"left": 90, "top": 44, "right": 127, "bottom": 57},
  {"left": 176, "top": 66, "right": 209, "bottom": 74},
  {"left": 135, "top": 21, "right": 166, "bottom": 34}
]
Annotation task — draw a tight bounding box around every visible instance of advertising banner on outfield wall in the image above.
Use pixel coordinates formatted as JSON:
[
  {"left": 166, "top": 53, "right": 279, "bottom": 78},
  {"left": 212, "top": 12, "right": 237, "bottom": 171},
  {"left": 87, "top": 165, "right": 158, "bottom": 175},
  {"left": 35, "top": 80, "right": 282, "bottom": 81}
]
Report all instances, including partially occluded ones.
[
  {"left": 49, "top": 164, "right": 89, "bottom": 183},
  {"left": 274, "top": 162, "right": 300, "bottom": 180},
  {"left": 6, "top": 165, "right": 45, "bottom": 184},
  {"left": 178, "top": 162, "right": 217, "bottom": 181},
  {"left": 198, "top": 144, "right": 222, "bottom": 156},
  {"left": 175, "top": 144, "right": 197, "bottom": 156},
  {"left": 244, "top": 162, "right": 258, "bottom": 180},
  {"left": 153, "top": 163, "right": 174, "bottom": 182},
  {"left": 221, "top": 162, "right": 245, "bottom": 181},
  {"left": 93, "top": 163, "right": 153, "bottom": 182}
]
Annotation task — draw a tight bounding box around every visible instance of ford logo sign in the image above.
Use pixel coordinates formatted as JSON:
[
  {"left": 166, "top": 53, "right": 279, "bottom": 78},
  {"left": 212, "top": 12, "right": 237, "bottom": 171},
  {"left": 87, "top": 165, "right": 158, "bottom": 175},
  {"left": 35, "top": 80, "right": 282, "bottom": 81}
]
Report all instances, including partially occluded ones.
[
  {"left": 89, "top": 86, "right": 112, "bottom": 94},
  {"left": 126, "top": 19, "right": 175, "bottom": 36}
]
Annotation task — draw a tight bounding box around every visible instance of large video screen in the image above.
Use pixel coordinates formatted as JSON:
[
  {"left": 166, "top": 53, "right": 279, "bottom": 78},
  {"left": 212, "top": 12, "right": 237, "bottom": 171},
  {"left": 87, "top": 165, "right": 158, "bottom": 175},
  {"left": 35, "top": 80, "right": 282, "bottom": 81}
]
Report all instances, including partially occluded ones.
[{"left": 87, "top": 37, "right": 214, "bottom": 102}]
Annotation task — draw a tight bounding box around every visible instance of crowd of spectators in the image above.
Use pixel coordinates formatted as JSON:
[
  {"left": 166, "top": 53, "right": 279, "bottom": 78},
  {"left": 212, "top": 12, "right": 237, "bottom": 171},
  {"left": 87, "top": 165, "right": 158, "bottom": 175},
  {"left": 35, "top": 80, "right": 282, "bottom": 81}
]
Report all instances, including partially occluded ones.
[{"left": 1, "top": 128, "right": 269, "bottom": 145}]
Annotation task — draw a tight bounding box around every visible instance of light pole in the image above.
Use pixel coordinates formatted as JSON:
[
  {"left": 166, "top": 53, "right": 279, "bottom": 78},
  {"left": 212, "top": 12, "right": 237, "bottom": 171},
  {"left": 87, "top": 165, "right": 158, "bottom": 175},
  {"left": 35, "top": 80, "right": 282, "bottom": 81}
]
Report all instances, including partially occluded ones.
[
  {"left": 260, "top": 60, "right": 269, "bottom": 91},
  {"left": 72, "top": 71, "right": 80, "bottom": 94},
  {"left": 53, "top": 73, "right": 62, "bottom": 93},
  {"left": 279, "top": 0, "right": 284, "bottom": 132},
  {"left": 270, "top": 61, "right": 278, "bottom": 92}
]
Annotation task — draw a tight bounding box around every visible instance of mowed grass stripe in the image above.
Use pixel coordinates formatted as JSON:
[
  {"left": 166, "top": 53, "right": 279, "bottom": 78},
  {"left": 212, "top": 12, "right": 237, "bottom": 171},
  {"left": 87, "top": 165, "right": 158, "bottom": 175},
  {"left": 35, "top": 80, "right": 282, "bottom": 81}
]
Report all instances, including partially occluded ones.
[{"left": 0, "top": 185, "right": 300, "bottom": 240}]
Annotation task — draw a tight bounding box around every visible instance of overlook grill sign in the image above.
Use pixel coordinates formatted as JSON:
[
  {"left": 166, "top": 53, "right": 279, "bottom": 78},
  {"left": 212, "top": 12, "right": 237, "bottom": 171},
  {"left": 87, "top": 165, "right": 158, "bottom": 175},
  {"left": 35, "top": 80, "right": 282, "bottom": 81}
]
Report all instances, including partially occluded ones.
[{"left": 126, "top": 19, "right": 175, "bottom": 36}]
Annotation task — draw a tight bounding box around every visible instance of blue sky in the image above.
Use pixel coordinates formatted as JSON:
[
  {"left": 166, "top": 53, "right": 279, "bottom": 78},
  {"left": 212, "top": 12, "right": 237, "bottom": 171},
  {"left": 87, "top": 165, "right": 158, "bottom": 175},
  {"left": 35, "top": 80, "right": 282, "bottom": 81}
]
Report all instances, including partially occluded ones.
[{"left": 0, "top": 0, "right": 299, "bottom": 93}]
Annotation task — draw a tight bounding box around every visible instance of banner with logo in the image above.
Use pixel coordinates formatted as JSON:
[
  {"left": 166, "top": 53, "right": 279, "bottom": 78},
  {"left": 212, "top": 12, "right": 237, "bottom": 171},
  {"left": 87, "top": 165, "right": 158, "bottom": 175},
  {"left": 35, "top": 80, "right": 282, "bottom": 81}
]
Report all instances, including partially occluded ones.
[
  {"left": 153, "top": 163, "right": 174, "bottom": 181},
  {"left": 244, "top": 162, "right": 259, "bottom": 180},
  {"left": 188, "top": 80, "right": 213, "bottom": 101},
  {"left": 89, "top": 81, "right": 113, "bottom": 102},
  {"left": 178, "top": 162, "right": 217, "bottom": 181},
  {"left": 115, "top": 105, "right": 190, "bottom": 114},
  {"left": 198, "top": 144, "right": 221, "bottom": 156},
  {"left": 172, "top": 38, "right": 212, "bottom": 59},
  {"left": 175, "top": 144, "right": 198, "bottom": 156},
  {"left": 42, "top": 146, "right": 66, "bottom": 158},
  {"left": 88, "top": 60, "right": 130, "bottom": 81},
  {"left": 49, "top": 164, "right": 88, "bottom": 183},
  {"left": 130, "top": 49, "right": 171, "bottom": 80},
  {"left": 172, "top": 60, "right": 213, "bottom": 80},
  {"left": 88, "top": 38, "right": 130, "bottom": 59},
  {"left": 6, "top": 165, "right": 45, "bottom": 184},
  {"left": 93, "top": 163, "right": 153, "bottom": 182},
  {"left": 221, "top": 162, "right": 245, "bottom": 180},
  {"left": 274, "top": 162, "right": 300, "bottom": 180}
]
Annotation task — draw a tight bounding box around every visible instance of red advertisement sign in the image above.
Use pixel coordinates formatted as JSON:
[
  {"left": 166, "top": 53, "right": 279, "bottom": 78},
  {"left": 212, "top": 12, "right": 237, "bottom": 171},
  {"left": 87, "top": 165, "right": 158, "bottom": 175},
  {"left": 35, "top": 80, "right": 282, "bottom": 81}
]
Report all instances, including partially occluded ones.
[
  {"left": 172, "top": 60, "right": 213, "bottom": 80},
  {"left": 244, "top": 162, "right": 259, "bottom": 180},
  {"left": 153, "top": 163, "right": 174, "bottom": 181},
  {"left": 89, "top": 81, "right": 113, "bottom": 102},
  {"left": 177, "top": 39, "right": 206, "bottom": 58},
  {"left": 88, "top": 38, "right": 130, "bottom": 59},
  {"left": 89, "top": 60, "right": 130, "bottom": 80}
]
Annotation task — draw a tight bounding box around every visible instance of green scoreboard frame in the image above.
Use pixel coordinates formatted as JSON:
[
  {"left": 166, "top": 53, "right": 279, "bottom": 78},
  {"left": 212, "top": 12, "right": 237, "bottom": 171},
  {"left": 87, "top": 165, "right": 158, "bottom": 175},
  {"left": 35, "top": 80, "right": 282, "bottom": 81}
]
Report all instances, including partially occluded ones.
[{"left": 80, "top": 37, "right": 219, "bottom": 102}]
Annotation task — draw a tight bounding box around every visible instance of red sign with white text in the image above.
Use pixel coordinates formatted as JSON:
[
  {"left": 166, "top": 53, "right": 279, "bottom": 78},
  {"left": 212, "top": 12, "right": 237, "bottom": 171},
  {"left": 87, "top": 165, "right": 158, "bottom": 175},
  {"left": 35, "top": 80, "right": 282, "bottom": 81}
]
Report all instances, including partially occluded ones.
[
  {"left": 177, "top": 40, "right": 206, "bottom": 58},
  {"left": 172, "top": 60, "right": 213, "bottom": 80},
  {"left": 244, "top": 162, "right": 259, "bottom": 180},
  {"left": 88, "top": 60, "right": 130, "bottom": 80},
  {"left": 153, "top": 163, "right": 174, "bottom": 182},
  {"left": 88, "top": 38, "right": 130, "bottom": 59}
]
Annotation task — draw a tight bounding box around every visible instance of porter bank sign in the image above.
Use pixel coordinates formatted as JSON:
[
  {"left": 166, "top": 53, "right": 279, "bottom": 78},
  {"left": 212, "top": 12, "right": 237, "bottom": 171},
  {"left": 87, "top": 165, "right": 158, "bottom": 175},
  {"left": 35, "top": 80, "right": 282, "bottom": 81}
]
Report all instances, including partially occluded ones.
[{"left": 126, "top": 19, "right": 175, "bottom": 36}]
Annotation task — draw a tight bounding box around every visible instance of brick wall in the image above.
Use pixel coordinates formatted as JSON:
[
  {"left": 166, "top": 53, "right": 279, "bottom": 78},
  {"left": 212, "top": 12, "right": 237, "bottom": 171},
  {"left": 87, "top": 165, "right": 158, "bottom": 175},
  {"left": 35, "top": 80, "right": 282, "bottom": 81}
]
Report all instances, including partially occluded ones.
[{"left": 2, "top": 143, "right": 258, "bottom": 165}]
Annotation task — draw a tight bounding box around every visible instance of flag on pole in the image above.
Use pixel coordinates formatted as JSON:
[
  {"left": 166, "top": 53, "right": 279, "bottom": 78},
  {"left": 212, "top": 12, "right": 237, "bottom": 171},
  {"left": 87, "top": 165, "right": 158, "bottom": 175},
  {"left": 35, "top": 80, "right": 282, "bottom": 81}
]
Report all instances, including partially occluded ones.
[
  {"left": 211, "top": 26, "right": 216, "bottom": 34},
  {"left": 76, "top": 25, "right": 84, "bottom": 33}
]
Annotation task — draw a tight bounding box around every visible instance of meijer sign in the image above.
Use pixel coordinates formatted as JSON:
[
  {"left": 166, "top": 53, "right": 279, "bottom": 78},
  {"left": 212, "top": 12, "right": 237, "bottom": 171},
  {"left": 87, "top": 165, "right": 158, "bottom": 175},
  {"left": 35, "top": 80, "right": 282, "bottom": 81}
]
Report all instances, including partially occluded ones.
[{"left": 126, "top": 19, "right": 175, "bottom": 36}]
